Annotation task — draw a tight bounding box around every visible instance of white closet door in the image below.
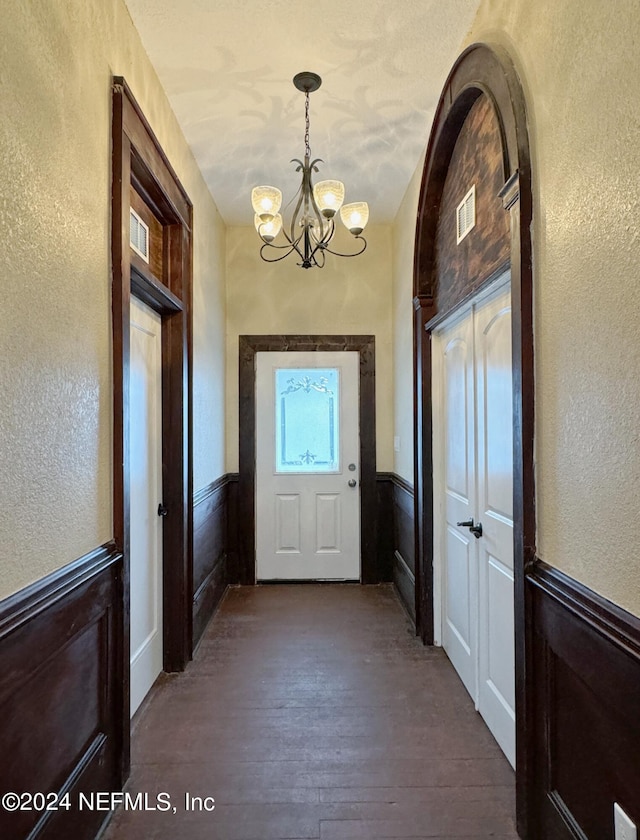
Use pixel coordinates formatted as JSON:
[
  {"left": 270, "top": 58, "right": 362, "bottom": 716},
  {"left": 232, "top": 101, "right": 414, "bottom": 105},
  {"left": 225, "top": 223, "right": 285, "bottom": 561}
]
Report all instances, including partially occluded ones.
[{"left": 129, "top": 296, "right": 163, "bottom": 717}]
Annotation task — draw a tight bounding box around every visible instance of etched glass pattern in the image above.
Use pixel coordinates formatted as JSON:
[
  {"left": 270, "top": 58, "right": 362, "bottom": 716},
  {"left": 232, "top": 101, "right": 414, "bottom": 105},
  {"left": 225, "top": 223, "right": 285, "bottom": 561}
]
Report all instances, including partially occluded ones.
[{"left": 275, "top": 368, "right": 339, "bottom": 473}]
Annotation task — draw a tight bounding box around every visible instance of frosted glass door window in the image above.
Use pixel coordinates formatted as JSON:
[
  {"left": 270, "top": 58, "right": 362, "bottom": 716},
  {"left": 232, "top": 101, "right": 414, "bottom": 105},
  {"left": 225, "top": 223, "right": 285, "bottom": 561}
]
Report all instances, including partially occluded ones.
[{"left": 275, "top": 368, "right": 340, "bottom": 472}]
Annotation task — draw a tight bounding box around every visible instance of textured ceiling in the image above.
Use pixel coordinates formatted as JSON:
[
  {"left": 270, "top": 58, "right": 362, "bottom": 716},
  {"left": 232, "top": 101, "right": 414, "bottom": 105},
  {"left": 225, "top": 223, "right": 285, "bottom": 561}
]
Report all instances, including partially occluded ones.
[{"left": 124, "top": 0, "right": 481, "bottom": 225}]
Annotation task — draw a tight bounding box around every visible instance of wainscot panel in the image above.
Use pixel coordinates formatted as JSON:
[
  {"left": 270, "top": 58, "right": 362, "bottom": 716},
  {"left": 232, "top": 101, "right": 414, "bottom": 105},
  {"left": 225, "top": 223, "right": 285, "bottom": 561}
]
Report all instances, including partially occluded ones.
[
  {"left": 0, "top": 544, "right": 122, "bottom": 840},
  {"left": 528, "top": 561, "right": 640, "bottom": 839},
  {"left": 377, "top": 473, "right": 415, "bottom": 624},
  {"left": 193, "top": 474, "right": 237, "bottom": 648},
  {"left": 392, "top": 474, "right": 415, "bottom": 624},
  {"left": 375, "top": 475, "right": 394, "bottom": 586}
]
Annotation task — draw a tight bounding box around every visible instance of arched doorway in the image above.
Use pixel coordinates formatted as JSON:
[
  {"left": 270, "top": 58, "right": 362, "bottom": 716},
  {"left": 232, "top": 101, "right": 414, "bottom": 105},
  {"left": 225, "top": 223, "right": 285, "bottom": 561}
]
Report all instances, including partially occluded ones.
[{"left": 412, "top": 43, "right": 534, "bottom": 836}]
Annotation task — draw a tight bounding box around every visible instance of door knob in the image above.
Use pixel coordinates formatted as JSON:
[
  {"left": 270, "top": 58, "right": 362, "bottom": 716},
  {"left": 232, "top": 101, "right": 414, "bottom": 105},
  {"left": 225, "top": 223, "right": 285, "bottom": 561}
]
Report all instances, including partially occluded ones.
[
  {"left": 469, "top": 522, "right": 483, "bottom": 538},
  {"left": 456, "top": 518, "right": 483, "bottom": 539},
  {"left": 348, "top": 479, "right": 357, "bottom": 488},
  {"left": 157, "top": 503, "right": 168, "bottom": 517}
]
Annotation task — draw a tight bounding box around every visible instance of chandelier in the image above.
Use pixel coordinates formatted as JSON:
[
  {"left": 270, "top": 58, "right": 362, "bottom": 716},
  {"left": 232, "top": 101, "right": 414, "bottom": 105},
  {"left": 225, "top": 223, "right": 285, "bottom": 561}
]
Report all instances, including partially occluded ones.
[{"left": 251, "top": 72, "right": 369, "bottom": 269}]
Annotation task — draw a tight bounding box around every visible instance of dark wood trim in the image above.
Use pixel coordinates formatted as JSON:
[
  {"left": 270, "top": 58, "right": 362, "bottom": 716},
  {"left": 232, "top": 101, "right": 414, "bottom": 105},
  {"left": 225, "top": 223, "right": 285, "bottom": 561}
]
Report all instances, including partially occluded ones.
[
  {"left": 238, "top": 335, "right": 377, "bottom": 585},
  {"left": 423, "top": 259, "right": 511, "bottom": 333},
  {"left": 413, "top": 295, "right": 433, "bottom": 643},
  {"left": 528, "top": 561, "right": 640, "bottom": 664},
  {"left": 193, "top": 473, "right": 232, "bottom": 507},
  {"left": 0, "top": 544, "right": 121, "bottom": 840},
  {"left": 527, "top": 561, "right": 640, "bottom": 838},
  {"left": 412, "top": 43, "right": 535, "bottom": 835},
  {"left": 0, "top": 542, "right": 119, "bottom": 634},
  {"left": 111, "top": 76, "right": 193, "bottom": 783},
  {"left": 377, "top": 471, "right": 414, "bottom": 497},
  {"left": 130, "top": 256, "right": 183, "bottom": 314}
]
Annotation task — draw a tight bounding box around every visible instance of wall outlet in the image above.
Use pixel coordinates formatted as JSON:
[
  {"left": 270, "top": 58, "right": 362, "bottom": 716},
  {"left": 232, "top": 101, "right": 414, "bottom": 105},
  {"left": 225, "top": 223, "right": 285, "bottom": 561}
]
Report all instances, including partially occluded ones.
[{"left": 614, "top": 803, "right": 637, "bottom": 840}]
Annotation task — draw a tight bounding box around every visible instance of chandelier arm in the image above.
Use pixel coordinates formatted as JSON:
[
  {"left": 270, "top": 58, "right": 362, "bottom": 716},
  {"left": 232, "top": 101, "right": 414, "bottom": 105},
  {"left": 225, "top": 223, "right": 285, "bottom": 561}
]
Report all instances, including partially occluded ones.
[
  {"left": 259, "top": 241, "right": 305, "bottom": 264},
  {"left": 319, "top": 235, "right": 368, "bottom": 259},
  {"left": 259, "top": 226, "right": 307, "bottom": 262}
]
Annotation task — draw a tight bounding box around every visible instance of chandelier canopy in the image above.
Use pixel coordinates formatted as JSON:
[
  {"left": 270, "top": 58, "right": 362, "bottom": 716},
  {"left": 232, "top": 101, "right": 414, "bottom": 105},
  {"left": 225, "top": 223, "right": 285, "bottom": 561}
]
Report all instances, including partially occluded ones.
[{"left": 251, "top": 72, "right": 369, "bottom": 269}]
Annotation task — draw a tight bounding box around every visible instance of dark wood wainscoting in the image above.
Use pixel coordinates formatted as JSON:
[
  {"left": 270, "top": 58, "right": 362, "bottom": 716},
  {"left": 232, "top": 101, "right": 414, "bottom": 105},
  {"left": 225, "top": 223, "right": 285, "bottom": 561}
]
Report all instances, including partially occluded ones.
[
  {"left": 528, "top": 562, "right": 640, "bottom": 839},
  {"left": 0, "top": 544, "right": 121, "bottom": 840},
  {"left": 192, "top": 474, "right": 238, "bottom": 648},
  {"left": 377, "top": 474, "right": 416, "bottom": 625},
  {"left": 392, "top": 475, "right": 416, "bottom": 623}
]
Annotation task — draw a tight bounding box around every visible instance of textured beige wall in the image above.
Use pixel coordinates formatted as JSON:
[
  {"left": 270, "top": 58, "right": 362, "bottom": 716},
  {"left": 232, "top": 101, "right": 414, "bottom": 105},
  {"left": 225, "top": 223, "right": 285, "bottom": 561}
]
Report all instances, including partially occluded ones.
[
  {"left": 466, "top": 0, "right": 640, "bottom": 613},
  {"left": 0, "top": 0, "right": 225, "bottom": 599},
  {"left": 392, "top": 154, "right": 425, "bottom": 484},
  {"left": 225, "top": 225, "right": 394, "bottom": 472}
]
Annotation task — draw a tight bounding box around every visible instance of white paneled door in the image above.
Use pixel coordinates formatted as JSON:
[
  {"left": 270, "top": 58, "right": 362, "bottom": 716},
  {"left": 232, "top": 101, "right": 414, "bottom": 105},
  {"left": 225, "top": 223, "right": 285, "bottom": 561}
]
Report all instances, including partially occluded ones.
[
  {"left": 256, "top": 351, "right": 360, "bottom": 581},
  {"left": 129, "top": 296, "right": 163, "bottom": 717},
  {"left": 433, "top": 279, "right": 515, "bottom": 767}
]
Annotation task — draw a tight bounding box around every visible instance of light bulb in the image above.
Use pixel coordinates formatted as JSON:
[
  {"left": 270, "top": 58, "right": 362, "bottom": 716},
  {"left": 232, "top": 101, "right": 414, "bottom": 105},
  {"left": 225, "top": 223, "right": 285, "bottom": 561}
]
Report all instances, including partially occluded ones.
[
  {"left": 251, "top": 186, "right": 282, "bottom": 220},
  {"left": 340, "top": 201, "right": 369, "bottom": 235},
  {"left": 313, "top": 180, "right": 345, "bottom": 218},
  {"left": 254, "top": 213, "right": 282, "bottom": 243}
]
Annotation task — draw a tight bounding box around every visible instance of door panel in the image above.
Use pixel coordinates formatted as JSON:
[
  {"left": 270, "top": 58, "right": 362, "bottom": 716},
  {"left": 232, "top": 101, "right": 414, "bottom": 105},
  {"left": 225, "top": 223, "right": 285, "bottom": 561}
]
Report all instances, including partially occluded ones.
[
  {"left": 256, "top": 351, "right": 360, "bottom": 580},
  {"left": 439, "top": 315, "right": 477, "bottom": 700},
  {"left": 476, "top": 288, "right": 515, "bottom": 766},
  {"left": 275, "top": 494, "right": 300, "bottom": 552},
  {"left": 129, "top": 296, "right": 163, "bottom": 718},
  {"left": 316, "top": 493, "right": 341, "bottom": 552}
]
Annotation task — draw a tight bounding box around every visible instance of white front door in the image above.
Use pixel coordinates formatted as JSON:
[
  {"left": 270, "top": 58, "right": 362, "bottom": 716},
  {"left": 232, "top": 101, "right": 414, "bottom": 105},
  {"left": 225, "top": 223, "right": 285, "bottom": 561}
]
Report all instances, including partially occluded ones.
[
  {"left": 256, "top": 351, "right": 360, "bottom": 581},
  {"left": 129, "top": 296, "right": 163, "bottom": 717},
  {"left": 433, "top": 279, "right": 515, "bottom": 767}
]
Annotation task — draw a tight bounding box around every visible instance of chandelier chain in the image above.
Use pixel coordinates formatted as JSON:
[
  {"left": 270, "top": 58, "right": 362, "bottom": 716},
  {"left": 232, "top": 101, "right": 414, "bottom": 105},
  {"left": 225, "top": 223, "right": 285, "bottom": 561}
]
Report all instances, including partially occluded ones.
[{"left": 304, "top": 91, "right": 311, "bottom": 158}]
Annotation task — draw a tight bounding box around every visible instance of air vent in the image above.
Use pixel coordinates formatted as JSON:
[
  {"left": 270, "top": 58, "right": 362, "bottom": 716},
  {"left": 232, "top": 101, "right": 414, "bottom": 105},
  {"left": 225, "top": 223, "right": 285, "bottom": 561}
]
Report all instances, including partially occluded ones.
[
  {"left": 456, "top": 185, "right": 476, "bottom": 244},
  {"left": 130, "top": 208, "right": 149, "bottom": 262}
]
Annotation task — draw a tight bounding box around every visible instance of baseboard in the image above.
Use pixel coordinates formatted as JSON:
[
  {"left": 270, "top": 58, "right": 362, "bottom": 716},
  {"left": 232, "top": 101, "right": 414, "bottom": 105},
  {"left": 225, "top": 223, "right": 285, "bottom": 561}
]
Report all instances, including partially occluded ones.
[
  {"left": 527, "top": 561, "right": 640, "bottom": 838},
  {"left": 0, "top": 543, "right": 122, "bottom": 840}
]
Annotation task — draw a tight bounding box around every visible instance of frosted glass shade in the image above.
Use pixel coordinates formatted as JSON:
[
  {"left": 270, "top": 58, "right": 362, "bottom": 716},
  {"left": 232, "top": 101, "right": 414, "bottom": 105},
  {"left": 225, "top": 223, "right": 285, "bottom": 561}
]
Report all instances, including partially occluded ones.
[
  {"left": 251, "top": 186, "right": 282, "bottom": 219},
  {"left": 340, "top": 202, "right": 369, "bottom": 235},
  {"left": 255, "top": 213, "right": 282, "bottom": 242},
  {"left": 313, "top": 180, "right": 345, "bottom": 218}
]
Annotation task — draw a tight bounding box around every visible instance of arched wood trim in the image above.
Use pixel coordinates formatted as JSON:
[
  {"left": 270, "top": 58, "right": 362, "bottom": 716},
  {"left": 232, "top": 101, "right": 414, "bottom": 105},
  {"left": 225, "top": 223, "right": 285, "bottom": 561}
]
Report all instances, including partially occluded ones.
[{"left": 412, "top": 43, "right": 534, "bottom": 837}]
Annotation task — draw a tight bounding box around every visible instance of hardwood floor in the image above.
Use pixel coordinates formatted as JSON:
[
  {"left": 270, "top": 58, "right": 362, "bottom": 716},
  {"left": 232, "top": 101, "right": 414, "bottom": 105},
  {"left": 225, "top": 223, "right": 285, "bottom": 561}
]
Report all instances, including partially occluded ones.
[{"left": 104, "top": 584, "right": 518, "bottom": 839}]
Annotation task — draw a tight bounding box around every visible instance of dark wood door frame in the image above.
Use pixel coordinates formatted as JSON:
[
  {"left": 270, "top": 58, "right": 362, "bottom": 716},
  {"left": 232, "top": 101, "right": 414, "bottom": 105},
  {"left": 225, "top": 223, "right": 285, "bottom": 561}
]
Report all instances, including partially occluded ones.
[
  {"left": 111, "top": 77, "right": 193, "bottom": 782},
  {"left": 412, "top": 44, "right": 534, "bottom": 836},
  {"left": 238, "top": 335, "right": 377, "bottom": 585}
]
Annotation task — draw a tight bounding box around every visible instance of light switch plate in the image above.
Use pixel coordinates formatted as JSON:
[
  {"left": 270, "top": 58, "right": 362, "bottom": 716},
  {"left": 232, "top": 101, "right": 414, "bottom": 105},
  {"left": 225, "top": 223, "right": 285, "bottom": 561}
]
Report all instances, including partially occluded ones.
[
  {"left": 614, "top": 803, "right": 637, "bottom": 840},
  {"left": 393, "top": 436, "right": 400, "bottom": 452}
]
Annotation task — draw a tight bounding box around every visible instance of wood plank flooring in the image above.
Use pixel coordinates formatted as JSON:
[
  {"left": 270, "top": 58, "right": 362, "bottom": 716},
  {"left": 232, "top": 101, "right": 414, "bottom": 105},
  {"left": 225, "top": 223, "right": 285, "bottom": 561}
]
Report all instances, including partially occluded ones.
[{"left": 104, "top": 584, "right": 518, "bottom": 839}]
